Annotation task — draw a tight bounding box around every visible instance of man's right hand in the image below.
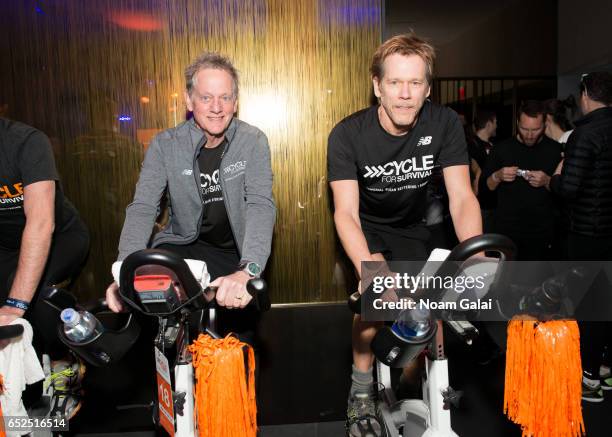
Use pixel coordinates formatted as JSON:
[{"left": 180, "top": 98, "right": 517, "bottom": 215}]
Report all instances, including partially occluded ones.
[
  {"left": 106, "top": 282, "right": 124, "bottom": 313},
  {"left": 495, "top": 166, "right": 519, "bottom": 182}
]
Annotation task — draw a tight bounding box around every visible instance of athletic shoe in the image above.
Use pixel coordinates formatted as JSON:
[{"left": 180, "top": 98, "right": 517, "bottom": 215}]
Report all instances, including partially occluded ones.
[
  {"left": 581, "top": 380, "right": 604, "bottom": 403},
  {"left": 346, "top": 392, "right": 383, "bottom": 437},
  {"left": 601, "top": 377, "right": 612, "bottom": 391},
  {"left": 601, "top": 367, "right": 612, "bottom": 391},
  {"left": 45, "top": 358, "right": 86, "bottom": 419}
]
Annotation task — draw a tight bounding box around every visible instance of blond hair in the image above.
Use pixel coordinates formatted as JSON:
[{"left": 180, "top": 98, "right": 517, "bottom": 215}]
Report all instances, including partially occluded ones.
[{"left": 371, "top": 33, "right": 435, "bottom": 84}]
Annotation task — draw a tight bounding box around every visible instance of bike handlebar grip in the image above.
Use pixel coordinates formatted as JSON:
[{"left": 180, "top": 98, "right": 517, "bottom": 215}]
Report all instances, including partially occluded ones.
[
  {"left": 0, "top": 324, "right": 24, "bottom": 340},
  {"left": 348, "top": 291, "right": 362, "bottom": 314},
  {"left": 246, "top": 278, "right": 271, "bottom": 312}
]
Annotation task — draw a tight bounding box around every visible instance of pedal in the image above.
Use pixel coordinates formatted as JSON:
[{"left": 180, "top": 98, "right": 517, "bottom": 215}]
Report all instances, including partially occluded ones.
[
  {"left": 441, "top": 387, "right": 463, "bottom": 410},
  {"left": 173, "top": 391, "right": 186, "bottom": 416},
  {"left": 116, "top": 401, "right": 154, "bottom": 411},
  {"left": 446, "top": 320, "right": 479, "bottom": 345}
]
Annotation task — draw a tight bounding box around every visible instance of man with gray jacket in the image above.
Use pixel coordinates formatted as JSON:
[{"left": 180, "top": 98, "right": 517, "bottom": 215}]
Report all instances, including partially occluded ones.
[{"left": 106, "top": 53, "right": 275, "bottom": 338}]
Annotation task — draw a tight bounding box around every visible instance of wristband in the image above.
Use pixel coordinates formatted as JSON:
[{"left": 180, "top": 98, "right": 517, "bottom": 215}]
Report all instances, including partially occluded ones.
[{"left": 4, "top": 298, "right": 29, "bottom": 311}]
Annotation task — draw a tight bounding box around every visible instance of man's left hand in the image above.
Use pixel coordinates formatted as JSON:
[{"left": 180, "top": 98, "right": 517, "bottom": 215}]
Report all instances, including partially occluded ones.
[
  {"left": 526, "top": 170, "right": 550, "bottom": 188},
  {"left": 211, "top": 271, "right": 253, "bottom": 309}
]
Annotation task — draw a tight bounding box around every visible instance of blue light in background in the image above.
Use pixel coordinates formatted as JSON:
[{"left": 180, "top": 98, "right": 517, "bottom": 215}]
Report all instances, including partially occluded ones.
[
  {"left": 118, "top": 115, "right": 132, "bottom": 122},
  {"left": 318, "top": 3, "right": 381, "bottom": 28},
  {"left": 337, "top": 6, "right": 380, "bottom": 25}
]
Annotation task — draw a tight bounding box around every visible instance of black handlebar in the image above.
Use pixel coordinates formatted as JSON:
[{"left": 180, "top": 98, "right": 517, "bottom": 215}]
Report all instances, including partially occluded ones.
[
  {"left": 348, "top": 233, "right": 517, "bottom": 314},
  {"left": 118, "top": 249, "right": 270, "bottom": 316},
  {"left": 119, "top": 249, "right": 203, "bottom": 308},
  {"left": 0, "top": 324, "right": 24, "bottom": 340},
  {"left": 247, "top": 278, "right": 271, "bottom": 311},
  {"left": 445, "top": 233, "right": 516, "bottom": 262},
  {"left": 432, "top": 233, "right": 515, "bottom": 290},
  {"left": 200, "top": 277, "right": 270, "bottom": 312}
]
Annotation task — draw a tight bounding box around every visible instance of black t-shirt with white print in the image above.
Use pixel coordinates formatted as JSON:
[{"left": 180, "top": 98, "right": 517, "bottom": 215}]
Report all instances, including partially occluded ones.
[
  {"left": 0, "top": 118, "right": 79, "bottom": 251},
  {"left": 327, "top": 101, "right": 469, "bottom": 227},
  {"left": 197, "top": 141, "right": 236, "bottom": 249}
]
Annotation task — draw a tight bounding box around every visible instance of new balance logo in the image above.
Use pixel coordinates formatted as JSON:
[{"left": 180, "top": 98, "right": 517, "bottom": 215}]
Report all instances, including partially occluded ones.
[
  {"left": 417, "top": 136, "right": 432, "bottom": 147},
  {"left": 182, "top": 169, "right": 193, "bottom": 176}
]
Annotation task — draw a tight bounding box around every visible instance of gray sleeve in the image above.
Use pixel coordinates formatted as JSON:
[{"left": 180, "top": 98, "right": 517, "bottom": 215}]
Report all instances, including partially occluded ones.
[
  {"left": 240, "top": 132, "right": 276, "bottom": 270},
  {"left": 117, "top": 135, "right": 168, "bottom": 261}
]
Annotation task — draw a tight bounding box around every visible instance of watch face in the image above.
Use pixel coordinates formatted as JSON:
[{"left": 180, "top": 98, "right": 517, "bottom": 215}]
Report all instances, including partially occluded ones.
[{"left": 247, "top": 262, "right": 262, "bottom": 276}]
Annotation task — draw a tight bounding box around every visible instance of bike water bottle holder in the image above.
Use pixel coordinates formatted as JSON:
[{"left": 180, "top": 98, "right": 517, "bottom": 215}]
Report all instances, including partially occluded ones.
[
  {"left": 371, "top": 322, "right": 437, "bottom": 368},
  {"left": 40, "top": 286, "right": 141, "bottom": 367},
  {"left": 57, "top": 312, "right": 141, "bottom": 367}
]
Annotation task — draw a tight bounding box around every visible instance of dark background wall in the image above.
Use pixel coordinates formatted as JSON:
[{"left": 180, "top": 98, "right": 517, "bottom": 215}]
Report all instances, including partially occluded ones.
[
  {"left": 386, "top": 0, "right": 557, "bottom": 78},
  {"left": 386, "top": 0, "right": 612, "bottom": 101},
  {"left": 557, "top": 0, "right": 612, "bottom": 99}
]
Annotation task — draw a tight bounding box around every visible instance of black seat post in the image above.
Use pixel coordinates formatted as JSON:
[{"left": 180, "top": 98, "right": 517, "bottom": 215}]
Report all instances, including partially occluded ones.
[{"left": 176, "top": 309, "right": 192, "bottom": 365}]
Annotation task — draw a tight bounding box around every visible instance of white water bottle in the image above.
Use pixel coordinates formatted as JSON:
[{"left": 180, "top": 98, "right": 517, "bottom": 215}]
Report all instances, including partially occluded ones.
[{"left": 61, "top": 308, "right": 103, "bottom": 343}]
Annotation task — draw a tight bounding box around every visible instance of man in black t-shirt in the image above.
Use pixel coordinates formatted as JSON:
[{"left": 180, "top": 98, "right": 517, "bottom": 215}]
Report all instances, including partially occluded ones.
[
  {"left": 327, "top": 33, "right": 482, "bottom": 436},
  {"left": 482, "top": 100, "right": 562, "bottom": 260},
  {"left": 468, "top": 107, "right": 497, "bottom": 178},
  {"left": 0, "top": 118, "right": 90, "bottom": 419}
]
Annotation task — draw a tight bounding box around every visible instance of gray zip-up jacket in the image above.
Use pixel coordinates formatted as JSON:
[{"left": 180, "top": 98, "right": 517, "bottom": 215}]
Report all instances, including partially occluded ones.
[{"left": 117, "top": 117, "right": 276, "bottom": 270}]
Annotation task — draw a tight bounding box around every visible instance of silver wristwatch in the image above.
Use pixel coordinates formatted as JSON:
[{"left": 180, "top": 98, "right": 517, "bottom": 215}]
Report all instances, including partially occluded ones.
[{"left": 239, "top": 261, "right": 262, "bottom": 278}]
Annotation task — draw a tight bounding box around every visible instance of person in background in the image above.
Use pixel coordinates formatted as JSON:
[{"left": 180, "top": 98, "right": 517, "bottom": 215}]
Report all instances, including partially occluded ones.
[
  {"left": 543, "top": 96, "right": 576, "bottom": 146},
  {"left": 543, "top": 97, "right": 576, "bottom": 259},
  {"left": 467, "top": 107, "right": 497, "bottom": 232},
  {"left": 482, "top": 100, "right": 561, "bottom": 260},
  {"left": 550, "top": 71, "right": 612, "bottom": 402}
]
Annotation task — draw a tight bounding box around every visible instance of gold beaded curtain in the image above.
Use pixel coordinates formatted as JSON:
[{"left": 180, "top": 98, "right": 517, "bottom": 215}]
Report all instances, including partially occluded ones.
[{"left": 0, "top": 0, "right": 381, "bottom": 303}]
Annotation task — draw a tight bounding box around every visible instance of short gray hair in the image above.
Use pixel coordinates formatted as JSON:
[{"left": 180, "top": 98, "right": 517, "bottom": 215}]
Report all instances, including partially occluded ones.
[{"left": 184, "top": 52, "right": 239, "bottom": 97}]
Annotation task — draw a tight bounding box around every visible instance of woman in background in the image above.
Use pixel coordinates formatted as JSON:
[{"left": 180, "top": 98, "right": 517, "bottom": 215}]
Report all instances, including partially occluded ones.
[{"left": 543, "top": 96, "right": 576, "bottom": 146}]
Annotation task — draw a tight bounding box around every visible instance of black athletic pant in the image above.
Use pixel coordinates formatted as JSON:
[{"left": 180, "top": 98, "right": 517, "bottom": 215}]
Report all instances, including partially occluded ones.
[{"left": 568, "top": 232, "right": 612, "bottom": 378}]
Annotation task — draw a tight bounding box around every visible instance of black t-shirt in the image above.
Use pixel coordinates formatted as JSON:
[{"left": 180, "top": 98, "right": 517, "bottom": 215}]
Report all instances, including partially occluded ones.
[
  {"left": 327, "top": 101, "right": 469, "bottom": 227},
  {"left": 467, "top": 136, "right": 492, "bottom": 170},
  {"left": 0, "top": 118, "right": 79, "bottom": 251},
  {"left": 197, "top": 141, "right": 236, "bottom": 250},
  {"left": 482, "top": 135, "right": 562, "bottom": 236},
  {"left": 468, "top": 136, "right": 497, "bottom": 210}
]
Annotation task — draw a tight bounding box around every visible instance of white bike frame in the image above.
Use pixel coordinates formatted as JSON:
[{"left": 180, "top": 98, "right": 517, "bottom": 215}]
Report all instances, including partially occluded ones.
[{"left": 375, "top": 249, "right": 461, "bottom": 437}]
